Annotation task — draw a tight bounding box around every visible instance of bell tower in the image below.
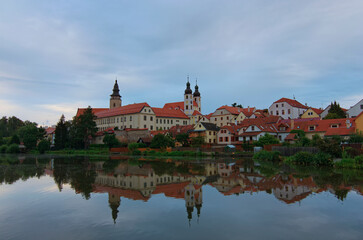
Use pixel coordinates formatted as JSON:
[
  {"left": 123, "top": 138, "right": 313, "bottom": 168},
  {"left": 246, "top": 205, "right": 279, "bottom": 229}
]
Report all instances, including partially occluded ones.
[
  {"left": 110, "top": 79, "right": 122, "bottom": 109},
  {"left": 184, "top": 76, "right": 193, "bottom": 116},
  {"left": 193, "top": 79, "right": 201, "bottom": 112}
]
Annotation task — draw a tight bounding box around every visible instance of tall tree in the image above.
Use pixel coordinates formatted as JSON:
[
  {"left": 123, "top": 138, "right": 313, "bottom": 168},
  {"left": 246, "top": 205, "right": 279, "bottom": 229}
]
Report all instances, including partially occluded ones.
[
  {"left": 55, "top": 114, "right": 69, "bottom": 149},
  {"left": 70, "top": 106, "right": 98, "bottom": 149},
  {"left": 17, "top": 123, "right": 44, "bottom": 150},
  {"left": 324, "top": 101, "right": 346, "bottom": 119}
]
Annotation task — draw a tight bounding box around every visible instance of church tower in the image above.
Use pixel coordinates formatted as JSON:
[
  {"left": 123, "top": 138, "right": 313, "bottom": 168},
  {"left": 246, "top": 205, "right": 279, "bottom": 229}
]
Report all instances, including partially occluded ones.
[
  {"left": 184, "top": 76, "right": 193, "bottom": 116},
  {"left": 193, "top": 80, "right": 201, "bottom": 112},
  {"left": 108, "top": 193, "right": 121, "bottom": 224},
  {"left": 110, "top": 79, "right": 122, "bottom": 109}
]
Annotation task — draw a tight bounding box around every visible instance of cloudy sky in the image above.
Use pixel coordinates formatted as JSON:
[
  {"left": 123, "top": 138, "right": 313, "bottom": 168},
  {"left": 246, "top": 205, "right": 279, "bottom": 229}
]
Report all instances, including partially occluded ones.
[{"left": 1, "top": 0, "right": 362, "bottom": 125}]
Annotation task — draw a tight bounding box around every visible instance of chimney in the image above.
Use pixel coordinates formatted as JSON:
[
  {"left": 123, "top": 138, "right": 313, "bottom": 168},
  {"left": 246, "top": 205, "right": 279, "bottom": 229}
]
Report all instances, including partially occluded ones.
[
  {"left": 291, "top": 119, "right": 295, "bottom": 130},
  {"left": 248, "top": 106, "right": 250, "bottom": 112}
]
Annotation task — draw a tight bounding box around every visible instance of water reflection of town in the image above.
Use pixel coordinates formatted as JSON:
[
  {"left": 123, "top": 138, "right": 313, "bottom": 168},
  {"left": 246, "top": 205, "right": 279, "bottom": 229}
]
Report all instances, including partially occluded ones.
[{"left": 2, "top": 156, "right": 363, "bottom": 224}]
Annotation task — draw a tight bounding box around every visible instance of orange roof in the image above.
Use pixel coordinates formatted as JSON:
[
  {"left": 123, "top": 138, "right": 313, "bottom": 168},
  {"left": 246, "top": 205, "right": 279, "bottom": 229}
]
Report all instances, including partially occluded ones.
[
  {"left": 285, "top": 133, "right": 297, "bottom": 140},
  {"left": 168, "top": 125, "right": 194, "bottom": 136},
  {"left": 45, "top": 127, "right": 55, "bottom": 134},
  {"left": 96, "top": 103, "right": 150, "bottom": 118},
  {"left": 274, "top": 98, "right": 308, "bottom": 109},
  {"left": 205, "top": 113, "right": 213, "bottom": 120},
  {"left": 152, "top": 182, "right": 190, "bottom": 199},
  {"left": 152, "top": 107, "right": 189, "bottom": 119},
  {"left": 192, "top": 110, "right": 202, "bottom": 116},
  {"left": 76, "top": 108, "right": 109, "bottom": 117},
  {"left": 310, "top": 107, "right": 324, "bottom": 115},
  {"left": 217, "top": 105, "right": 256, "bottom": 115},
  {"left": 163, "top": 101, "right": 184, "bottom": 110}
]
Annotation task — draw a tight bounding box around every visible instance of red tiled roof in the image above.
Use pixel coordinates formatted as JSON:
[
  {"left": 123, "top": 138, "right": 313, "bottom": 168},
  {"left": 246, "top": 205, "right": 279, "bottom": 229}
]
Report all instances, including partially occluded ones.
[
  {"left": 168, "top": 125, "right": 194, "bottom": 136},
  {"left": 45, "top": 127, "right": 55, "bottom": 134},
  {"left": 205, "top": 113, "right": 213, "bottom": 120},
  {"left": 325, "top": 127, "right": 356, "bottom": 136},
  {"left": 220, "top": 124, "right": 240, "bottom": 135},
  {"left": 96, "top": 103, "right": 150, "bottom": 118},
  {"left": 150, "top": 130, "right": 167, "bottom": 136},
  {"left": 273, "top": 98, "right": 308, "bottom": 109},
  {"left": 311, "top": 107, "right": 324, "bottom": 115},
  {"left": 152, "top": 107, "right": 189, "bottom": 119},
  {"left": 76, "top": 108, "right": 109, "bottom": 117},
  {"left": 217, "top": 105, "right": 256, "bottom": 115},
  {"left": 163, "top": 101, "right": 184, "bottom": 110},
  {"left": 239, "top": 131, "right": 261, "bottom": 136},
  {"left": 192, "top": 110, "right": 202, "bottom": 116},
  {"left": 285, "top": 133, "right": 297, "bottom": 140}
]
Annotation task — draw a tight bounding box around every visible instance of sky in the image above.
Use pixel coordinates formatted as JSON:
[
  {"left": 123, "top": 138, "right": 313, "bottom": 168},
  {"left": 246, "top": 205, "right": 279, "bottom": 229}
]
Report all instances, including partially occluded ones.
[{"left": 0, "top": 0, "right": 363, "bottom": 126}]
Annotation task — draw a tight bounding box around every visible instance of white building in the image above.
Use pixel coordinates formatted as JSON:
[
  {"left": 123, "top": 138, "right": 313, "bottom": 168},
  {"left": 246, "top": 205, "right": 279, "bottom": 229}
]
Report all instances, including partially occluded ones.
[
  {"left": 269, "top": 98, "right": 308, "bottom": 119},
  {"left": 347, "top": 99, "right": 363, "bottom": 118}
]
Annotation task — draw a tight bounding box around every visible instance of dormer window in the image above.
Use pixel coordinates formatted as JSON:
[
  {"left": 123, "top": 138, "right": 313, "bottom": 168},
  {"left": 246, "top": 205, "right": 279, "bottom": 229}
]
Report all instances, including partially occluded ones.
[
  {"left": 252, "top": 126, "right": 255, "bottom": 131},
  {"left": 309, "top": 126, "right": 315, "bottom": 131},
  {"left": 331, "top": 124, "right": 338, "bottom": 128}
]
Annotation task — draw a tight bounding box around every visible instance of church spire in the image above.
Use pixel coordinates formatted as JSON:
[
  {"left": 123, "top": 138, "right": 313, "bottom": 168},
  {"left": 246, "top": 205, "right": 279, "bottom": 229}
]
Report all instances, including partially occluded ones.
[
  {"left": 111, "top": 79, "right": 121, "bottom": 97},
  {"left": 185, "top": 75, "right": 192, "bottom": 94},
  {"left": 193, "top": 78, "right": 200, "bottom": 97}
]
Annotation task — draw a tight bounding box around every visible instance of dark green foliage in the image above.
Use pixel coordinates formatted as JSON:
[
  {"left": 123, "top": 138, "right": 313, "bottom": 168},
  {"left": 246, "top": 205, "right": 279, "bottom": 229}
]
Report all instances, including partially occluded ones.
[
  {"left": 103, "top": 134, "right": 120, "bottom": 148},
  {"left": 55, "top": 114, "right": 69, "bottom": 150},
  {"left": 324, "top": 101, "right": 346, "bottom": 119},
  {"left": 132, "top": 149, "right": 142, "bottom": 155},
  {"left": 69, "top": 106, "right": 98, "bottom": 149},
  {"left": 242, "top": 141, "right": 253, "bottom": 151},
  {"left": 190, "top": 136, "right": 204, "bottom": 147},
  {"left": 290, "top": 129, "right": 305, "bottom": 138},
  {"left": 17, "top": 124, "right": 43, "bottom": 150},
  {"left": 128, "top": 142, "right": 140, "bottom": 151},
  {"left": 253, "top": 150, "right": 281, "bottom": 161},
  {"left": 137, "top": 142, "right": 147, "bottom": 148},
  {"left": 285, "top": 151, "right": 333, "bottom": 166},
  {"left": 255, "top": 134, "right": 279, "bottom": 147},
  {"left": 9, "top": 135, "right": 20, "bottom": 145},
  {"left": 344, "top": 147, "right": 361, "bottom": 158},
  {"left": 38, "top": 140, "right": 50, "bottom": 154},
  {"left": 175, "top": 133, "right": 190, "bottom": 146},
  {"left": 296, "top": 136, "right": 311, "bottom": 147},
  {"left": 317, "top": 137, "right": 342, "bottom": 158},
  {"left": 348, "top": 133, "right": 363, "bottom": 143},
  {"left": 0, "top": 116, "right": 25, "bottom": 138},
  {"left": 6, "top": 144, "right": 19, "bottom": 153},
  {"left": 0, "top": 145, "right": 8, "bottom": 153},
  {"left": 150, "top": 134, "right": 175, "bottom": 149},
  {"left": 231, "top": 103, "right": 243, "bottom": 108}
]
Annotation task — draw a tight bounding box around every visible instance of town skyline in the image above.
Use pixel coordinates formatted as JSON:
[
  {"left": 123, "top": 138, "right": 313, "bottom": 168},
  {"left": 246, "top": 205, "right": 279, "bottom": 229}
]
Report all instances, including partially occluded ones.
[{"left": 1, "top": 0, "right": 363, "bottom": 125}]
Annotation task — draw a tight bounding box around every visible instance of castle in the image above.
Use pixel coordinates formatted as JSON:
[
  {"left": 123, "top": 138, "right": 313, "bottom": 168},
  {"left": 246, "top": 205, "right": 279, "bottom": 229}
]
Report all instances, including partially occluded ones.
[{"left": 76, "top": 77, "right": 204, "bottom": 131}]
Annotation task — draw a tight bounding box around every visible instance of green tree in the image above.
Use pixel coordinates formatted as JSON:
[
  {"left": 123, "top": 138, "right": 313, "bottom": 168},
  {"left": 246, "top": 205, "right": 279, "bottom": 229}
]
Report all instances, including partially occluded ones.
[
  {"left": 103, "top": 133, "right": 120, "bottom": 148},
  {"left": 231, "top": 103, "right": 243, "bottom": 108},
  {"left": 191, "top": 136, "right": 205, "bottom": 147},
  {"left": 348, "top": 133, "right": 363, "bottom": 143},
  {"left": 55, "top": 114, "right": 69, "bottom": 149},
  {"left": 69, "top": 106, "right": 98, "bottom": 149},
  {"left": 38, "top": 139, "right": 50, "bottom": 154},
  {"left": 150, "top": 134, "right": 175, "bottom": 149},
  {"left": 255, "top": 134, "right": 279, "bottom": 147},
  {"left": 175, "top": 133, "right": 190, "bottom": 147},
  {"left": 324, "top": 101, "right": 346, "bottom": 119},
  {"left": 17, "top": 124, "right": 42, "bottom": 150},
  {"left": 9, "top": 134, "right": 20, "bottom": 145}
]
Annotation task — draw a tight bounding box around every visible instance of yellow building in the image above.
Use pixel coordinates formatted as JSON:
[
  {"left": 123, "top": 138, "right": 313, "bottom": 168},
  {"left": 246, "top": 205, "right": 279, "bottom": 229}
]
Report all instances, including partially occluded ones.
[
  {"left": 301, "top": 107, "right": 323, "bottom": 119},
  {"left": 192, "top": 122, "right": 220, "bottom": 144},
  {"left": 355, "top": 112, "right": 363, "bottom": 134}
]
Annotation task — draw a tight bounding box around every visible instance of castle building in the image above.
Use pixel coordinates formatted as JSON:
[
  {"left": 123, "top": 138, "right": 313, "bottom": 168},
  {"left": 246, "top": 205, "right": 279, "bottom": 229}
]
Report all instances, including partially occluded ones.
[{"left": 77, "top": 77, "right": 203, "bottom": 132}]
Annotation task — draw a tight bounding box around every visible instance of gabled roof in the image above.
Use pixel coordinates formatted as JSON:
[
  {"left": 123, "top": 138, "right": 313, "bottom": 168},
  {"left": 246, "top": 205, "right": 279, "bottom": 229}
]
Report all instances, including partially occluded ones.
[
  {"left": 192, "top": 110, "right": 202, "bottom": 116},
  {"left": 219, "top": 124, "right": 240, "bottom": 135},
  {"left": 96, "top": 103, "right": 150, "bottom": 118},
  {"left": 197, "top": 122, "right": 220, "bottom": 131},
  {"left": 273, "top": 98, "right": 308, "bottom": 109},
  {"left": 168, "top": 125, "right": 194, "bottom": 136},
  {"left": 152, "top": 107, "right": 189, "bottom": 119},
  {"left": 205, "top": 113, "right": 213, "bottom": 120},
  {"left": 76, "top": 108, "right": 109, "bottom": 117},
  {"left": 45, "top": 127, "right": 55, "bottom": 134},
  {"left": 216, "top": 105, "right": 256, "bottom": 115}
]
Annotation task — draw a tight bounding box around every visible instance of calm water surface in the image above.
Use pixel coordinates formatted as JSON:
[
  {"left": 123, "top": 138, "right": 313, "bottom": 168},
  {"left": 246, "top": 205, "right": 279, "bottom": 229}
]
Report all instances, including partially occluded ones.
[{"left": 1, "top": 154, "right": 363, "bottom": 240}]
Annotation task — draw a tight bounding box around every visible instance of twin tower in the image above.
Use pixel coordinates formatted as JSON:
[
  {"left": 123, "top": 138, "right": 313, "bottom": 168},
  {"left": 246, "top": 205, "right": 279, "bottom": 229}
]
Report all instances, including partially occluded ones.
[
  {"left": 109, "top": 77, "right": 202, "bottom": 115},
  {"left": 184, "top": 76, "right": 201, "bottom": 115}
]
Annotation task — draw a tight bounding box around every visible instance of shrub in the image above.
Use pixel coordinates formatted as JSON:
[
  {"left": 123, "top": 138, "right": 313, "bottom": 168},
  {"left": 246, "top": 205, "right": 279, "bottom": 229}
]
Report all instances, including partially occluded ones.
[
  {"left": 138, "top": 142, "right": 147, "bottom": 148},
  {"left": 313, "top": 152, "right": 333, "bottom": 166},
  {"left": 128, "top": 142, "right": 139, "bottom": 151},
  {"left": 38, "top": 140, "right": 50, "bottom": 154},
  {"left": 253, "top": 150, "right": 281, "bottom": 161},
  {"left": 0, "top": 145, "right": 8, "bottom": 153},
  {"left": 103, "top": 134, "right": 120, "bottom": 148},
  {"left": 344, "top": 147, "right": 361, "bottom": 158},
  {"left": 288, "top": 152, "right": 314, "bottom": 165},
  {"left": 355, "top": 155, "right": 363, "bottom": 165},
  {"left": 6, "top": 144, "right": 19, "bottom": 153},
  {"left": 132, "top": 149, "right": 142, "bottom": 155},
  {"left": 255, "top": 134, "right": 279, "bottom": 147}
]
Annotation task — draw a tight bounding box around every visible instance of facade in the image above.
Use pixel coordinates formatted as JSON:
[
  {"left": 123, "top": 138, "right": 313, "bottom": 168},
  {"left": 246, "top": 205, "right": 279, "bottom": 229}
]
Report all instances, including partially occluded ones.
[
  {"left": 217, "top": 125, "right": 241, "bottom": 145},
  {"left": 347, "top": 99, "right": 363, "bottom": 118},
  {"left": 192, "top": 122, "right": 220, "bottom": 144},
  {"left": 355, "top": 112, "right": 363, "bottom": 134},
  {"left": 269, "top": 98, "right": 308, "bottom": 119},
  {"left": 210, "top": 106, "right": 257, "bottom": 127},
  {"left": 301, "top": 107, "right": 324, "bottom": 119}
]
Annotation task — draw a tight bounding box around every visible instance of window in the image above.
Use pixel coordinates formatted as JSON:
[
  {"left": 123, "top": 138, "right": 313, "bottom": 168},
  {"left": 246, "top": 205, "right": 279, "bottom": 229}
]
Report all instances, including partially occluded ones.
[
  {"left": 288, "top": 109, "right": 291, "bottom": 114},
  {"left": 225, "top": 137, "right": 228, "bottom": 142},
  {"left": 164, "top": 119, "right": 166, "bottom": 124},
  {"left": 219, "top": 137, "right": 223, "bottom": 142},
  {"left": 361, "top": 104, "right": 363, "bottom": 109},
  {"left": 276, "top": 111, "right": 279, "bottom": 115},
  {"left": 171, "top": 120, "right": 173, "bottom": 124},
  {"left": 221, "top": 117, "right": 223, "bottom": 120},
  {"left": 186, "top": 95, "right": 188, "bottom": 99},
  {"left": 150, "top": 126, "right": 153, "bottom": 130},
  {"left": 144, "top": 125, "right": 146, "bottom": 128},
  {"left": 167, "top": 120, "right": 169, "bottom": 124},
  {"left": 227, "top": 116, "right": 229, "bottom": 120},
  {"left": 331, "top": 124, "right": 338, "bottom": 128},
  {"left": 186, "top": 106, "right": 188, "bottom": 110},
  {"left": 130, "top": 125, "right": 132, "bottom": 128},
  {"left": 144, "top": 109, "right": 147, "bottom": 112},
  {"left": 282, "top": 104, "right": 284, "bottom": 107},
  {"left": 209, "top": 132, "right": 211, "bottom": 135},
  {"left": 276, "top": 104, "right": 278, "bottom": 108},
  {"left": 270, "top": 111, "right": 273, "bottom": 115},
  {"left": 309, "top": 126, "right": 315, "bottom": 131},
  {"left": 252, "top": 126, "right": 255, "bottom": 131},
  {"left": 144, "top": 182, "right": 147, "bottom": 188},
  {"left": 209, "top": 139, "right": 211, "bottom": 143},
  {"left": 144, "top": 116, "right": 147, "bottom": 121},
  {"left": 150, "top": 116, "right": 153, "bottom": 121},
  {"left": 130, "top": 116, "right": 132, "bottom": 121},
  {"left": 282, "top": 110, "right": 285, "bottom": 115}
]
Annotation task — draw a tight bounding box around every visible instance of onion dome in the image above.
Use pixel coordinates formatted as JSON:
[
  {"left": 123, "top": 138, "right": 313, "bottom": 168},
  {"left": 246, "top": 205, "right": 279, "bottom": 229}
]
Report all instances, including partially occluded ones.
[
  {"left": 193, "top": 84, "right": 200, "bottom": 97},
  {"left": 111, "top": 80, "right": 121, "bottom": 97},
  {"left": 185, "top": 81, "right": 192, "bottom": 94}
]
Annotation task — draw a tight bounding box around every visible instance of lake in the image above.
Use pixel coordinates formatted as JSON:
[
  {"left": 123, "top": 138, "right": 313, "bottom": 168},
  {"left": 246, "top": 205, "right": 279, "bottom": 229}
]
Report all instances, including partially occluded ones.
[{"left": 1, "top": 154, "right": 363, "bottom": 240}]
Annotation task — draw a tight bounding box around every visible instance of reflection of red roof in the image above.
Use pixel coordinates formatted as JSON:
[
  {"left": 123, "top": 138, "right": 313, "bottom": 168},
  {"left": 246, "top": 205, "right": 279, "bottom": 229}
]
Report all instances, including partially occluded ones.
[
  {"left": 76, "top": 108, "right": 109, "bottom": 117},
  {"left": 96, "top": 103, "right": 150, "bottom": 118},
  {"left": 153, "top": 182, "right": 190, "bottom": 199},
  {"left": 94, "top": 185, "right": 150, "bottom": 201},
  {"left": 273, "top": 98, "right": 308, "bottom": 109},
  {"left": 152, "top": 107, "right": 189, "bottom": 119}
]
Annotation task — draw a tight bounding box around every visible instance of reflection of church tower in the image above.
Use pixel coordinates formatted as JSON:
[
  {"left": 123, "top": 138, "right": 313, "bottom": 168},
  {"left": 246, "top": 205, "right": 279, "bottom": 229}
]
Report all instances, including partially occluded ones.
[
  {"left": 185, "top": 183, "right": 196, "bottom": 226},
  {"left": 195, "top": 187, "right": 203, "bottom": 221},
  {"left": 193, "top": 80, "right": 201, "bottom": 112},
  {"left": 110, "top": 79, "right": 122, "bottom": 109},
  {"left": 108, "top": 193, "right": 121, "bottom": 224},
  {"left": 184, "top": 76, "right": 193, "bottom": 116}
]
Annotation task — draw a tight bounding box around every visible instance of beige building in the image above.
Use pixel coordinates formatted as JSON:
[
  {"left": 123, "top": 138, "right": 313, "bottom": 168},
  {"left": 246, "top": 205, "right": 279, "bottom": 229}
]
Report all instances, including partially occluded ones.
[
  {"left": 300, "top": 107, "right": 323, "bottom": 119},
  {"left": 192, "top": 122, "right": 220, "bottom": 144},
  {"left": 210, "top": 106, "right": 257, "bottom": 127}
]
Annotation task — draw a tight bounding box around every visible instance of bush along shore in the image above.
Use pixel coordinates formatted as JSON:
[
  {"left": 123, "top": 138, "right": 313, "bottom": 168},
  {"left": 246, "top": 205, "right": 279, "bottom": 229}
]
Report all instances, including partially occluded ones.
[{"left": 253, "top": 149, "right": 363, "bottom": 169}]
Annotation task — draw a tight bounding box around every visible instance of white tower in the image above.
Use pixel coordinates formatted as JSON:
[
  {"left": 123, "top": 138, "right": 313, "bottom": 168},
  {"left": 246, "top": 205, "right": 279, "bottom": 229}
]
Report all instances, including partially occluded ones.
[{"left": 184, "top": 76, "right": 193, "bottom": 116}]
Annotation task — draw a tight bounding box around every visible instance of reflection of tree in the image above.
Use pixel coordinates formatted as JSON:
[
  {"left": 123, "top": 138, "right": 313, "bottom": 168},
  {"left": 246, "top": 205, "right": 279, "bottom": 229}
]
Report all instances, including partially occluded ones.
[
  {"left": 0, "top": 165, "right": 45, "bottom": 184},
  {"left": 53, "top": 165, "right": 70, "bottom": 191},
  {"left": 69, "top": 168, "right": 96, "bottom": 200},
  {"left": 334, "top": 189, "right": 349, "bottom": 201}
]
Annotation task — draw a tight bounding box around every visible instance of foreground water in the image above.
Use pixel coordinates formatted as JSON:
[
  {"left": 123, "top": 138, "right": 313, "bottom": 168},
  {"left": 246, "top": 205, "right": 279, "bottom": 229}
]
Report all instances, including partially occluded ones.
[{"left": 1, "top": 155, "right": 363, "bottom": 240}]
